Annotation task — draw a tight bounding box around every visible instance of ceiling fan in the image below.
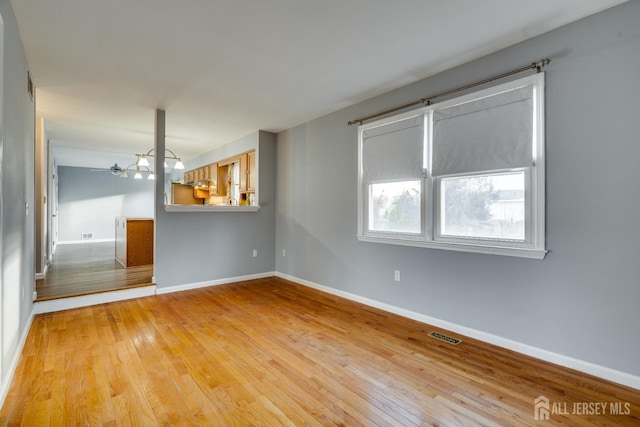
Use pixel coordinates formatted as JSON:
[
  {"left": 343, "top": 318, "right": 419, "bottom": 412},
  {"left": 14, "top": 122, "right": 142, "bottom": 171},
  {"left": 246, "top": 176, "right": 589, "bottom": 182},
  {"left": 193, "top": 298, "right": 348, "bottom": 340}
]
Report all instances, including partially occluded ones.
[{"left": 90, "top": 163, "right": 123, "bottom": 176}]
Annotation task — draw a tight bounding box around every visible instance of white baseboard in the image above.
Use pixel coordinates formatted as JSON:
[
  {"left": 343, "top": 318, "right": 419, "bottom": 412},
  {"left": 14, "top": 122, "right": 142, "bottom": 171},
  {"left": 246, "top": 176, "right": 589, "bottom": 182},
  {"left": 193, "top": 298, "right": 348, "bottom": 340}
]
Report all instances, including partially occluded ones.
[
  {"left": 0, "top": 311, "right": 35, "bottom": 408},
  {"left": 33, "top": 285, "right": 157, "bottom": 314},
  {"left": 155, "top": 271, "right": 277, "bottom": 295},
  {"left": 275, "top": 272, "right": 640, "bottom": 391},
  {"left": 57, "top": 239, "right": 115, "bottom": 245},
  {"left": 35, "top": 263, "right": 48, "bottom": 280},
  {"left": 30, "top": 271, "right": 277, "bottom": 312}
]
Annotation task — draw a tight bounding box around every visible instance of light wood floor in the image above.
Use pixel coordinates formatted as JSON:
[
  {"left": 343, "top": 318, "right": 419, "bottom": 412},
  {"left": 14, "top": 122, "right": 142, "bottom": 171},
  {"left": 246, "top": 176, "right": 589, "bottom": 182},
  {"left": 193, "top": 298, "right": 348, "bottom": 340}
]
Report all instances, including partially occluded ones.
[
  {"left": 36, "top": 242, "right": 153, "bottom": 301},
  {"left": 3, "top": 277, "right": 639, "bottom": 425}
]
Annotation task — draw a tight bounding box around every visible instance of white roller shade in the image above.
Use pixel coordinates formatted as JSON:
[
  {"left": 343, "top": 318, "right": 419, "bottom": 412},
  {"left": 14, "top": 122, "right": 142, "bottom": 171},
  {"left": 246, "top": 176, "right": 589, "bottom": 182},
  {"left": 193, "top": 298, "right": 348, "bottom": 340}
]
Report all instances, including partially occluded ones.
[
  {"left": 361, "top": 115, "right": 424, "bottom": 182},
  {"left": 432, "top": 85, "right": 534, "bottom": 176}
]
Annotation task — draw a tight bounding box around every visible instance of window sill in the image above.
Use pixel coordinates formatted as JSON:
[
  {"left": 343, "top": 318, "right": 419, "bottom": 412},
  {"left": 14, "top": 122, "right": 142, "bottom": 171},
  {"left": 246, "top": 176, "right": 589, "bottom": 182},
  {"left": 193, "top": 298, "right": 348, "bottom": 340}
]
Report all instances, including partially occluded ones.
[
  {"left": 164, "top": 205, "right": 261, "bottom": 213},
  {"left": 357, "top": 235, "right": 547, "bottom": 259}
]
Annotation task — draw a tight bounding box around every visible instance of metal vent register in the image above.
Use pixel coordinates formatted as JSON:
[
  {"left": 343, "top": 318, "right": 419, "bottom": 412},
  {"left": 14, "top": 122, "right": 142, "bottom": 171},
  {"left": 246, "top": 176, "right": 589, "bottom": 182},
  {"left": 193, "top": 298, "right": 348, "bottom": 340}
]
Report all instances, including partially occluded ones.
[{"left": 428, "top": 331, "right": 463, "bottom": 345}]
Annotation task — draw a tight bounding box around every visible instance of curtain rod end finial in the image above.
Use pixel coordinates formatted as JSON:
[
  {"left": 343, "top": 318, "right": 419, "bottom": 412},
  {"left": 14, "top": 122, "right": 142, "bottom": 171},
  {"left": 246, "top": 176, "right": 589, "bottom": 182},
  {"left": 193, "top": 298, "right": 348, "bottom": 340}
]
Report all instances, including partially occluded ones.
[{"left": 535, "top": 58, "right": 551, "bottom": 72}]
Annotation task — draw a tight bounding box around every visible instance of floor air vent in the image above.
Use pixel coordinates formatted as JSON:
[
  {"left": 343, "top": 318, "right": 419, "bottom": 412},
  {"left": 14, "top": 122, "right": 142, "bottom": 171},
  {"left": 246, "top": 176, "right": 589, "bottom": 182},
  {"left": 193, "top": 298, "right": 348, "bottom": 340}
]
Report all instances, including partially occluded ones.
[
  {"left": 428, "top": 331, "right": 462, "bottom": 345},
  {"left": 81, "top": 233, "right": 94, "bottom": 240}
]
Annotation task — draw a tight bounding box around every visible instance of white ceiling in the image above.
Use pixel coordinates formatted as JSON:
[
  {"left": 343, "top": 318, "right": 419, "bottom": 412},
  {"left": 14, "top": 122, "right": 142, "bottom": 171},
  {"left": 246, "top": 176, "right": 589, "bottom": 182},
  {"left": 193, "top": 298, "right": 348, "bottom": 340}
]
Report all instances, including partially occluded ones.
[{"left": 12, "top": 0, "right": 626, "bottom": 167}]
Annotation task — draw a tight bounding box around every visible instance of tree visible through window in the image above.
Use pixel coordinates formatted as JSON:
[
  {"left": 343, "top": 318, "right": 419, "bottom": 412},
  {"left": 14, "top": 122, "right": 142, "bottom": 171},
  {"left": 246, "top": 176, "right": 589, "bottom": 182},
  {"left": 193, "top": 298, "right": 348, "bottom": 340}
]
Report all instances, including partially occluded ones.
[
  {"left": 440, "top": 172, "right": 525, "bottom": 240},
  {"left": 370, "top": 181, "right": 421, "bottom": 233}
]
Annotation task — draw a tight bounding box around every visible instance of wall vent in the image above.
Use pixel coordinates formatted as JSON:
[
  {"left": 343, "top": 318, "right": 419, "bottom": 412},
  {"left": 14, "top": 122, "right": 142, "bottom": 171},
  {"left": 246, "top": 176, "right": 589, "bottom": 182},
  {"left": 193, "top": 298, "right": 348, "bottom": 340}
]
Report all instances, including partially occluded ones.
[
  {"left": 428, "top": 331, "right": 462, "bottom": 345},
  {"left": 81, "top": 233, "right": 94, "bottom": 240}
]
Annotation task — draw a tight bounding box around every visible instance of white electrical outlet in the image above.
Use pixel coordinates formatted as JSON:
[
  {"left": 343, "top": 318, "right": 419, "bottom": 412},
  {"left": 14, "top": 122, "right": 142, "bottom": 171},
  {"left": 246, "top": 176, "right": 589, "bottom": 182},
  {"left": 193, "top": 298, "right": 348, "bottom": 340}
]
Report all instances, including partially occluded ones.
[
  {"left": 394, "top": 270, "right": 400, "bottom": 281},
  {"left": 252, "top": 249, "right": 257, "bottom": 258},
  {"left": 282, "top": 249, "right": 286, "bottom": 257}
]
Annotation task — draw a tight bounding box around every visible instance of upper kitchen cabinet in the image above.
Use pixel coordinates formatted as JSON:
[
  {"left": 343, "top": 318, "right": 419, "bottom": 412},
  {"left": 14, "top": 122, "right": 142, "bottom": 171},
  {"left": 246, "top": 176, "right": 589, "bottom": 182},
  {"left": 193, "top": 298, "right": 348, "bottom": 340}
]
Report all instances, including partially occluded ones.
[
  {"left": 244, "top": 150, "right": 256, "bottom": 193},
  {"left": 238, "top": 150, "right": 256, "bottom": 193}
]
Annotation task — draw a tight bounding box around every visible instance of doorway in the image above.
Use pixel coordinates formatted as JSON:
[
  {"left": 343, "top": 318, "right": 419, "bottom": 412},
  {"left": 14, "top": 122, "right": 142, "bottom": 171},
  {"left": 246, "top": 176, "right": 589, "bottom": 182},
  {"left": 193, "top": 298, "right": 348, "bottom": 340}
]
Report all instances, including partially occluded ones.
[{"left": 35, "top": 160, "right": 155, "bottom": 301}]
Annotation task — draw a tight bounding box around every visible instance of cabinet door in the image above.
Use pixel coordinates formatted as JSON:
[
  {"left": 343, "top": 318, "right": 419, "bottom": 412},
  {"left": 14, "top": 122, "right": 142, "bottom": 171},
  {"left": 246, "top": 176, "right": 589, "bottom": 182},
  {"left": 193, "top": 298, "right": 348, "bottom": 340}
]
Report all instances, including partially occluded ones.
[
  {"left": 209, "top": 163, "right": 218, "bottom": 193},
  {"left": 184, "top": 170, "right": 193, "bottom": 183},
  {"left": 239, "top": 153, "right": 248, "bottom": 192},
  {"left": 247, "top": 151, "right": 256, "bottom": 192},
  {"left": 126, "top": 220, "right": 154, "bottom": 267},
  {"left": 216, "top": 164, "right": 229, "bottom": 196}
]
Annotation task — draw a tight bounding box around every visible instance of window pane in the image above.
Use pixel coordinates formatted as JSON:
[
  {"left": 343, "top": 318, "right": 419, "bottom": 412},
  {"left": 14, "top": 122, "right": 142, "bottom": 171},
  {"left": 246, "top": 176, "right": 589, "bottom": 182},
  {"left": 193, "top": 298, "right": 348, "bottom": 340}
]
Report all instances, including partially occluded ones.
[
  {"left": 369, "top": 181, "right": 421, "bottom": 233},
  {"left": 440, "top": 172, "right": 525, "bottom": 240}
]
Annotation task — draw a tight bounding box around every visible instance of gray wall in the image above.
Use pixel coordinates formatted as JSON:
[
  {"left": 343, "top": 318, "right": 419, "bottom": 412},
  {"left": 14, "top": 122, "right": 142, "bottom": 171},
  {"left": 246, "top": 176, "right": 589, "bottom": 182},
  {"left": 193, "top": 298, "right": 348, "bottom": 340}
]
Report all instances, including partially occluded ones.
[
  {"left": 180, "top": 131, "right": 258, "bottom": 173},
  {"left": 276, "top": 1, "right": 640, "bottom": 377},
  {"left": 0, "top": 0, "right": 35, "bottom": 395},
  {"left": 57, "top": 166, "right": 154, "bottom": 242},
  {"left": 155, "top": 130, "right": 276, "bottom": 288}
]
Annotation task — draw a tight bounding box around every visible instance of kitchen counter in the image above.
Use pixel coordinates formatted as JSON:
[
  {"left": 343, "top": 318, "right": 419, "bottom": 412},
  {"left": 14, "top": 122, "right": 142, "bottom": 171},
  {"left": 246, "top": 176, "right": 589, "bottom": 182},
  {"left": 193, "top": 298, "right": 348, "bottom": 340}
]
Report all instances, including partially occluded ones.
[{"left": 164, "top": 205, "right": 260, "bottom": 213}]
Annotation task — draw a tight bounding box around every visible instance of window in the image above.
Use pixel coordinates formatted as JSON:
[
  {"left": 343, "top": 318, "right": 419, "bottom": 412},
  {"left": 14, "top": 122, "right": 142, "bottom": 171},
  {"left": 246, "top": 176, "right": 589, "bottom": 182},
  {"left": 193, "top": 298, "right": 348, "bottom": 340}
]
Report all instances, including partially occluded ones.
[
  {"left": 369, "top": 180, "right": 422, "bottom": 233},
  {"left": 358, "top": 74, "right": 546, "bottom": 259},
  {"left": 439, "top": 171, "right": 526, "bottom": 240}
]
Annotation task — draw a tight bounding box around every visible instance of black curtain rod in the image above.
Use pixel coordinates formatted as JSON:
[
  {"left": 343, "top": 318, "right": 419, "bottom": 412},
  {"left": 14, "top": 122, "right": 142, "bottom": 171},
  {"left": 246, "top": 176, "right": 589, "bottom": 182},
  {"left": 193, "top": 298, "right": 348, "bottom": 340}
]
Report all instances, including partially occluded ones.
[{"left": 347, "top": 58, "right": 550, "bottom": 126}]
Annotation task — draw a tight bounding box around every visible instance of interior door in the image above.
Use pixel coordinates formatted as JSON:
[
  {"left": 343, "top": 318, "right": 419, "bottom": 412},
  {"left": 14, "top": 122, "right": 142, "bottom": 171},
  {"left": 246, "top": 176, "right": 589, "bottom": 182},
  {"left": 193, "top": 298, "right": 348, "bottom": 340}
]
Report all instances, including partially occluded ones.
[{"left": 50, "top": 167, "right": 58, "bottom": 256}]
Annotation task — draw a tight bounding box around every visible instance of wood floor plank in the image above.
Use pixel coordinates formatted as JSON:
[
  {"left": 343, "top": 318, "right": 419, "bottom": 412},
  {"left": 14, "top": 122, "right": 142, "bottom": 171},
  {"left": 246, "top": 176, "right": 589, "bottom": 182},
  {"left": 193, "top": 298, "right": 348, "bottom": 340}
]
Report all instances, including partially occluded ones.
[
  {"left": 2, "top": 277, "right": 639, "bottom": 426},
  {"left": 36, "top": 242, "right": 153, "bottom": 300}
]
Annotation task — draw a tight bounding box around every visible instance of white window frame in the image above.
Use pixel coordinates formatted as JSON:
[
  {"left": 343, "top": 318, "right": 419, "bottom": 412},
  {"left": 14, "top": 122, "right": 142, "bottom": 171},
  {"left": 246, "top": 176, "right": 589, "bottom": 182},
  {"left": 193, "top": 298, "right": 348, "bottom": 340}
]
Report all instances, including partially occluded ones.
[
  {"left": 434, "top": 168, "right": 532, "bottom": 245},
  {"left": 364, "top": 179, "right": 425, "bottom": 238},
  {"left": 357, "top": 73, "right": 546, "bottom": 259}
]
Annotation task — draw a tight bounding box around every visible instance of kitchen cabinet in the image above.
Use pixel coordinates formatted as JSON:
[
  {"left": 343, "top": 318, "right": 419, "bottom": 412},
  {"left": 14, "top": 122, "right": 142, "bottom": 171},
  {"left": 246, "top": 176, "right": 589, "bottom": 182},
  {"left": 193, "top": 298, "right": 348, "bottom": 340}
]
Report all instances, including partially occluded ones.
[
  {"left": 247, "top": 150, "right": 256, "bottom": 192},
  {"left": 239, "top": 154, "right": 248, "bottom": 192},
  {"left": 208, "top": 163, "right": 218, "bottom": 194},
  {"left": 239, "top": 150, "right": 256, "bottom": 193},
  {"left": 197, "top": 166, "right": 209, "bottom": 181},
  {"left": 216, "top": 155, "right": 238, "bottom": 198},
  {"left": 185, "top": 168, "right": 208, "bottom": 183},
  {"left": 208, "top": 163, "right": 228, "bottom": 197},
  {"left": 115, "top": 217, "right": 154, "bottom": 267}
]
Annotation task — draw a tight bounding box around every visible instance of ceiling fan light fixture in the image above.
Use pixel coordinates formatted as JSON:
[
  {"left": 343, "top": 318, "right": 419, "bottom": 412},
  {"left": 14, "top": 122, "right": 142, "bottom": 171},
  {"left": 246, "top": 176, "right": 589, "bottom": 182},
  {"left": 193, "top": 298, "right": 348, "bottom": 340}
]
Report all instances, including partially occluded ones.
[
  {"left": 135, "top": 148, "right": 183, "bottom": 171},
  {"left": 137, "top": 155, "right": 150, "bottom": 167}
]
